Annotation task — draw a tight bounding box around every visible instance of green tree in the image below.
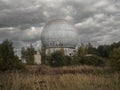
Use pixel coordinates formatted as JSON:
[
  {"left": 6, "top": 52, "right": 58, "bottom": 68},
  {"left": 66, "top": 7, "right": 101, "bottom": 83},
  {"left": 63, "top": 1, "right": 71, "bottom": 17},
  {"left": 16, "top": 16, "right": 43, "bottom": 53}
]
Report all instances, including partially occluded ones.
[
  {"left": 86, "top": 43, "right": 97, "bottom": 55},
  {"left": 45, "top": 48, "right": 51, "bottom": 65},
  {"left": 0, "top": 39, "right": 24, "bottom": 71},
  {"left": 65, "top": 55, "right": 72, "bottom": 66},
  {"left": 77, "top": 44, "right": 88, "bottom": 64},
  {"left": 49, "top": 50, "right": 66, "bottom": 67},
  {"left": 108, "top": 47, "right": 120, "bottom": 71},
  {"left": 47, "top": 48, "right": 51, "bottom": 56},
  {"left": 25, "top": 45, "right": 35, "bottom": 65},
  {"left": 80, "top": 55, "right": 105, "bottom": 66},
  {"left": 72, "top": 51, "right": 79, "bottom": 65},
  {"left": 21, "top": 47, "right": 26, "bottom": 60},
  {"left": 97, "top": 45, "right": 111, "bottom": 58},
  {"left": 77, "top": 45, "right": 87, "bottom": 57}
]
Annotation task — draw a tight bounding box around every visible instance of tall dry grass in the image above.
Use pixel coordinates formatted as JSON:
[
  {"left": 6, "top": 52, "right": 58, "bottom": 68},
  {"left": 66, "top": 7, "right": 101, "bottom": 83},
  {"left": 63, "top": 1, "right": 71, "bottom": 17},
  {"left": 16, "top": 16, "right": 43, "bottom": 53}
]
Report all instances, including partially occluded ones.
[
  {"left": 0, "top": 66, "right": 120, "bottom": 90},
  {"left": 26, "top": 65, "right": 102, "bottom": 75}
]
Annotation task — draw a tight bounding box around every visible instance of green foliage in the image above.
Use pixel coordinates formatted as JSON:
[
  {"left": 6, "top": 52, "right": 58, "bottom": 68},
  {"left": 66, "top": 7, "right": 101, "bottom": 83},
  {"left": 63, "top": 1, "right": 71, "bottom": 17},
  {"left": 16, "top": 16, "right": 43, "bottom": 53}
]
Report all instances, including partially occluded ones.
[
  {"left": 0, "top": 39, "right": 14, "bottom": 60},
  {"left": 48, "top": 50, "right": 66, "bottom": 67},
  {"left": 47, "top": 49, "right": 72, "bottom": 67},
  {"left": 41, "top": 42, "right": 120, "bottom": 67},
  {"left": 96, "top": 41, "right": 120, "bottom": 58},
  {"left": 0, "top": 39, "right": 25, "bottom": 71},
  {"left": 45, "top": 49, "right": 51, "bottom": 65},
  {"left": 86, "top": 43, "right": 97, "bottom": 55},
  {"left": 21, "top": 47, "right": 26, "bottom": 60},
  {"left": 72, "top": 52, "right": 79, "bottom": 65},
  {"left": 77, "top": 44, "right": 87, "bottom": 57},
  {"left": 64, "top": 55, "right": 72, "bottom": 66},
  {"left": 97, "top": 45, "right": 111, "bottom": 58},
  {"left": 77, "top": 43, "right": 97, "bottom": 56},
  {"left": 47, "top": 48, "right": 51, "bottom": 56},
  {"left": 21, "top": 45, "right": 35, "bottom": 65},
  {"left": 107, "top": 47, "right": 120, "bottom": 71},
  {"left": 79, "top": 55, "right": 105, "bottom": 66}
]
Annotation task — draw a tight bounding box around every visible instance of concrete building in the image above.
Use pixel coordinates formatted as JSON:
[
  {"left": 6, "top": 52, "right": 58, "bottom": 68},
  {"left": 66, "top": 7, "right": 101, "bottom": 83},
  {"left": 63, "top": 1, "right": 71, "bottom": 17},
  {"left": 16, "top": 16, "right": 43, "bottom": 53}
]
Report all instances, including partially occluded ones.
[{"left": 34, "top": 52, "right": 41, "bottom": 64}]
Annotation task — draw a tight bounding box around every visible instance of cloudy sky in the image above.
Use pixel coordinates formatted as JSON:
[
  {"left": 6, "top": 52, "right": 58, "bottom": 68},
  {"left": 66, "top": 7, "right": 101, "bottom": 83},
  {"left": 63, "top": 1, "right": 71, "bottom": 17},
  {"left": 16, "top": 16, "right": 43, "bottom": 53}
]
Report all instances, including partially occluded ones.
[{"left": 0, "top": 0, "right": 120, "bottom": 50}]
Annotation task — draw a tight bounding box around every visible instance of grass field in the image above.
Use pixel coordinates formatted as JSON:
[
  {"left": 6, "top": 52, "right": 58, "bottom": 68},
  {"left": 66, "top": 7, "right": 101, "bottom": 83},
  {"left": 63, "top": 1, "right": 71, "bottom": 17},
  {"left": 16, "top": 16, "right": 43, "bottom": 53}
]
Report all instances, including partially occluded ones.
[{"left": 0, "top": 66, "right": 120, "bottom": 90}]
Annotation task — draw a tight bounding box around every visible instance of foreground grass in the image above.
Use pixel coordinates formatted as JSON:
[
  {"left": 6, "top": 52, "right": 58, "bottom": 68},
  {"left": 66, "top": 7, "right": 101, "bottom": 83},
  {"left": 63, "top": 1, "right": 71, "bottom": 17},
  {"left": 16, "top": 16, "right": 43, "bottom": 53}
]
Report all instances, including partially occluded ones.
[{"left": 0, "top": 66, "right": 120, "bottom": 90}]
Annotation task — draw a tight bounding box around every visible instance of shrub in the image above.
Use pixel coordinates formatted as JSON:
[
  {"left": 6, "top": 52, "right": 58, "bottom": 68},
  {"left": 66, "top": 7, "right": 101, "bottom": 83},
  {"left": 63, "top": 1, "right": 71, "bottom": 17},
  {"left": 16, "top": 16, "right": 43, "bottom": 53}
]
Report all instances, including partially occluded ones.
[
  {"left": 0, "top": 40, "right": 25, "bottom": 71},
  {"left": 64, "top": 55, "right": 72, "bottom": 66},
  {"left": 48, "top": 50, "right": 66, "bottom": 67},
  {"left": 107, "top": 47, "right": 120, "bottom": 71},
  {"left": 79, "top": 55, "right": 105, "bottom": 66}
]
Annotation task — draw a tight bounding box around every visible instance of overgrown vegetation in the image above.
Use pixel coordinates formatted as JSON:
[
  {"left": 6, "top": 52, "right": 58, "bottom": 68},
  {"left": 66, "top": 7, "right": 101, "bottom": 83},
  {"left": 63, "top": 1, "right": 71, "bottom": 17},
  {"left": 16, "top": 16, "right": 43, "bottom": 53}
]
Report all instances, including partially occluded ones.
[
  {"left": 21, "top": 45, "right": 35, "bottom": 65},
  {"left": 79, "top": 55, "right": 105, "bottom": 66},
  {"left": 107, "top": 47, "right": 120, "bottom": 71},
  {"left": 0, "top": 39, "right": 120, "bottom": 90},
  {"left": 0, "top": 69, "right": 120, "bottom": 90},
  {"left": 48, "top": 50, "right": 66, "bottom": 67},
  {"left": 39, "top": 41, "right": 120, "bottom": 71},
  {"left": 0, "top": 39, "right": 120, "bottom": 72},
  {"left": 0, "top": 40, "right": 24, "bottom": 71}
]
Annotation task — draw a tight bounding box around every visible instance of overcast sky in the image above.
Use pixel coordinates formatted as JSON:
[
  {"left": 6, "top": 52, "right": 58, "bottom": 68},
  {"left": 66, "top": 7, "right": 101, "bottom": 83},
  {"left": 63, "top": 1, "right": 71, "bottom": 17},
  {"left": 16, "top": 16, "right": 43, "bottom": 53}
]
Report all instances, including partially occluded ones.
[{"left": 0, "top": 0, "right": 120, "bottom": 50}]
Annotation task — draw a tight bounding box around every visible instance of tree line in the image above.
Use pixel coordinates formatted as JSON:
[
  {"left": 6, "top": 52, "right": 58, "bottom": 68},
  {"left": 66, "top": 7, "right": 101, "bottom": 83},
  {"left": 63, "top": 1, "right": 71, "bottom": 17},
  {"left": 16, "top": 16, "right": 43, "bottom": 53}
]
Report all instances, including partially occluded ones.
[
  {"left": 41, "top": 42, "right": 120, "bottom": 71},
  {"left": 21, "top": 45, "right": 36, "bottom": 65},
  {"left": 0, "top": 40, "right": 37, "bottom": 71},
  {"left": 0, "top": 40, "right": 24, "bottom": 71},
  {"left": 0, "top": 39, "right": 120, "bottom": 71}
]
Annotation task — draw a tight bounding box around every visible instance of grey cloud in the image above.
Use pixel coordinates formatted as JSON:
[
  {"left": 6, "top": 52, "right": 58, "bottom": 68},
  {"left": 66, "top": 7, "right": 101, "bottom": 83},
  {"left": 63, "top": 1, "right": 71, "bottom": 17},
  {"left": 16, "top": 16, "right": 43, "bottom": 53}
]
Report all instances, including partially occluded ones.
[{"left": 0, "top": 0, "right": 120, "bottom": 49}]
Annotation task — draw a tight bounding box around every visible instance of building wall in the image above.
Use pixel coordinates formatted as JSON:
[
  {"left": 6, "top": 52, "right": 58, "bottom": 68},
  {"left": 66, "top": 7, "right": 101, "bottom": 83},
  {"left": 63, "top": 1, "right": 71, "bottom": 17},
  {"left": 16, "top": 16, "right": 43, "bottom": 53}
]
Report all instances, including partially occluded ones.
[
  {"left": 34, "top": 53, "right": 41, "bottom": 64},
  {"left": 46, "top": 48, "right": 76, "bottom": 56}
]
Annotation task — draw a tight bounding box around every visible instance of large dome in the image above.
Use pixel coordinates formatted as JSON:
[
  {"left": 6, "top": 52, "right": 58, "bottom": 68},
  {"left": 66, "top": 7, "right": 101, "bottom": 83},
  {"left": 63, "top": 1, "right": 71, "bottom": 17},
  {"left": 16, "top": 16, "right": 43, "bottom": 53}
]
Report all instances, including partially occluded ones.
[{"left": 41, "top": 19, "right": 78, "bottom": 48}]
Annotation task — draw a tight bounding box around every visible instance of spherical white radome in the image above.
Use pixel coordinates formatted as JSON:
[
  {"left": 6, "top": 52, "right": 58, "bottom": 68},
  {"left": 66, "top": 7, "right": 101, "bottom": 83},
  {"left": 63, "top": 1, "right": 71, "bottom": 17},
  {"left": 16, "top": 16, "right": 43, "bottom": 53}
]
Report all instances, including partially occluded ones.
[{"left": 41, "top": 19, "right": 78, "bottom": 48}]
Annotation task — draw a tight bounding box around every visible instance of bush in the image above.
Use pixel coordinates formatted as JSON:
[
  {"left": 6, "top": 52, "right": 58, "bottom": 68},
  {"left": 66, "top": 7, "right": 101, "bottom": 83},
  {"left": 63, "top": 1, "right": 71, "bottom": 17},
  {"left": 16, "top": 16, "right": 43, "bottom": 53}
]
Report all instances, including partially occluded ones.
[
  {"left": 79, "top": 55, "right": 105, "bottom": 66},
  {"left": 0, "top": 40, "right": 25, "bottom": 71},
  {"left": 48, "top": 50, "right": 66, "bottom": 67},
  {"left": 107, "top": 47, "right": 120, "bottom": 71},
  {"left": 64, "top": 55, "right": 72, "bottom": 66}
]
